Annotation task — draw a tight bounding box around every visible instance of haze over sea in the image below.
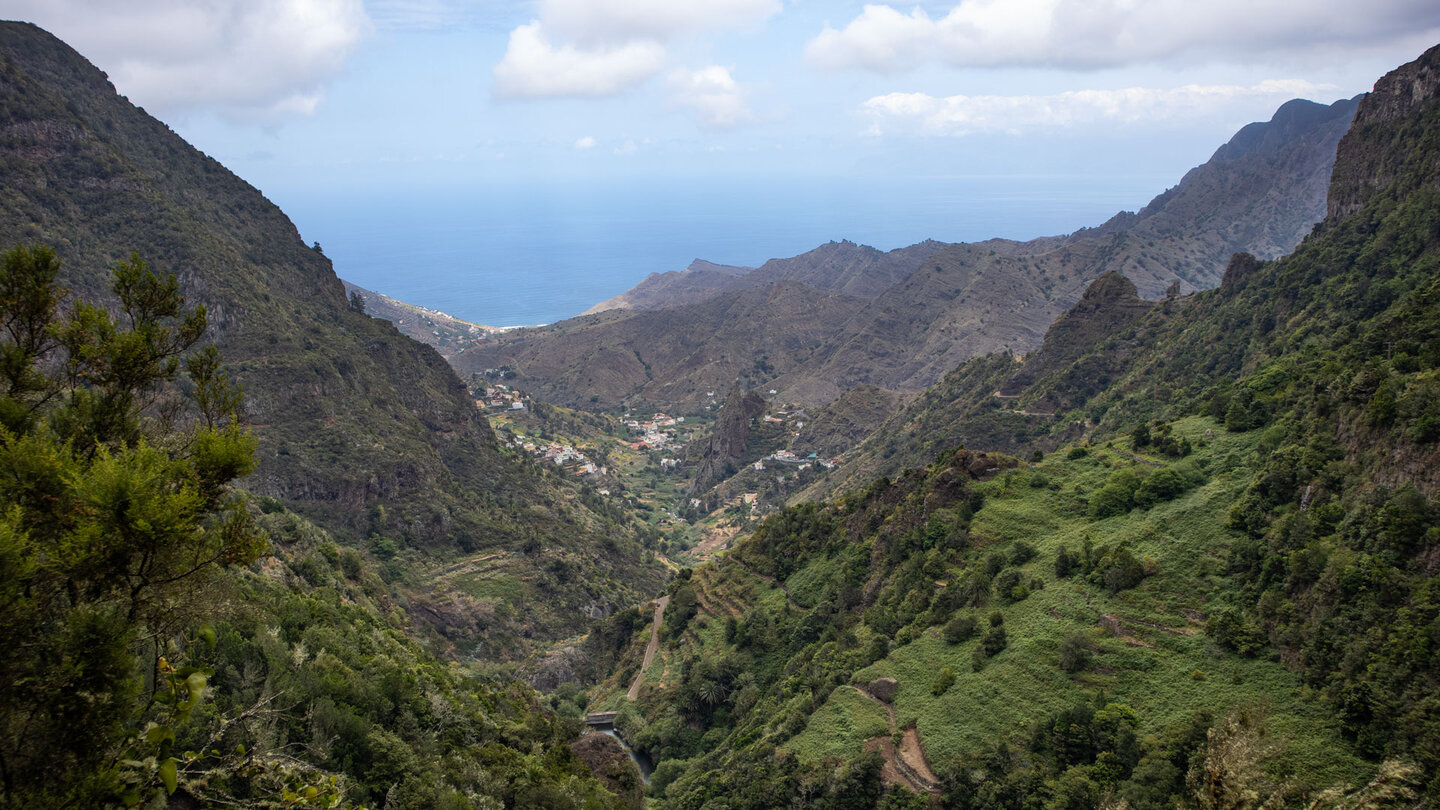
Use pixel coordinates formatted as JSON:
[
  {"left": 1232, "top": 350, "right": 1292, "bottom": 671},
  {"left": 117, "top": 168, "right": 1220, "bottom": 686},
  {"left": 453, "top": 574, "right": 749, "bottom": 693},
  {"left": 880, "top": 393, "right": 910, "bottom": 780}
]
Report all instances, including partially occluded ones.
[{"left": 275, "top": 174, "right": 1169, "bottom": 327}]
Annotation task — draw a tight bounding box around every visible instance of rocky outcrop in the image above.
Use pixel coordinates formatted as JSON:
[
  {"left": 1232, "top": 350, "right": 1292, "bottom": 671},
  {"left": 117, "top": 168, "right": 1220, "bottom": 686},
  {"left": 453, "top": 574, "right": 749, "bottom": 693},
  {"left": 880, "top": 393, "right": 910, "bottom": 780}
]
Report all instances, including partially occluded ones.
[
  {"left": 517, "top": 644, "right": 593, "bottom": 692},
  {"left": 999, "top": 272, "right": 1153, "bottom": 397},
  {"left": 1220, "top": 252, "right": 1262, "bottom": 288},
  {"left": 688, "top": 385, "right": 768, "bottom": 493},
  {"left": 868, "top": 677, "right": 899, "bottom": 704},
  {"left": 1327, "top": 43, "right": 1440, "bottom": 221},
  {"left": 570, "top": 733, "right": 644, "bottom": 810}
]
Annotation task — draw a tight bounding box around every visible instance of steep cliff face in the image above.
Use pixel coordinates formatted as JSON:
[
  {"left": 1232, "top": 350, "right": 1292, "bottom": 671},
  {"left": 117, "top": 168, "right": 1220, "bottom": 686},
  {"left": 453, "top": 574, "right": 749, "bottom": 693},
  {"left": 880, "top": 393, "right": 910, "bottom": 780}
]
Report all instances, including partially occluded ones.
[
  {"left": 0, "top": 22, "right": 666, "bottom": 646},
  {"left": 1327, "top": 43, "right": 1440, "bottom": 220},
  {"left": 687, "top": 385, "right": 768, "bottom": 493},
  {"left": 0, "top": 22, "right": 504, "bottom": 545}
]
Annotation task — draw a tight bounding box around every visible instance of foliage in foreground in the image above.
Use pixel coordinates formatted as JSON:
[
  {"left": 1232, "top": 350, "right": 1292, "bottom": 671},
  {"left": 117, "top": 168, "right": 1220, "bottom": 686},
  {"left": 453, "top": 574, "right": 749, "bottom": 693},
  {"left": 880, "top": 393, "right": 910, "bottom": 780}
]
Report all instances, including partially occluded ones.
[{"left": 0, "top": 245, "right": 628, "bottom": 809}]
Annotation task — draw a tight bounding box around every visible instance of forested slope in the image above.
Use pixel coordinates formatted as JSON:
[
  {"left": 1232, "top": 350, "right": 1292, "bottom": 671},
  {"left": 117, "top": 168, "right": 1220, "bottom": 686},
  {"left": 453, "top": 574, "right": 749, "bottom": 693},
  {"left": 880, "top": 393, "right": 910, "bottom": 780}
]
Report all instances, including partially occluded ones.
[{"left": 581, "top": 44, "right": 1440, "bottom": 809}]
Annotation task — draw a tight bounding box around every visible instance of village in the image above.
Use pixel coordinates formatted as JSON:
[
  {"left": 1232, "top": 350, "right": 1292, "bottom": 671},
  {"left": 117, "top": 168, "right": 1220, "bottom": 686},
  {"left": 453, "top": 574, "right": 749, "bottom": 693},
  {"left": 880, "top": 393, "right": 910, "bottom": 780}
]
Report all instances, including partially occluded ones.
[
  {"left": 507, "top": 434, "right": 603, "bottom": 476},
  {"left": 621, "top": 411, "right": 685, "bottom": 451},
  {"left": 466, "top": 378, "right": 852, "bottom": 563},
  {"left": 471, "top": 383, "right": 607, "bottom": 477}
]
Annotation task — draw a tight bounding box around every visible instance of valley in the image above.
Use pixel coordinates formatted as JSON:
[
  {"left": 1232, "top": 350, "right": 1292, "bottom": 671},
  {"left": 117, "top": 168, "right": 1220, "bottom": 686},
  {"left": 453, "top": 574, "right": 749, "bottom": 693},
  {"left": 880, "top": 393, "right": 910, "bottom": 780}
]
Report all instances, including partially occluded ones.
[{"left": 1, "top": 15, "right": 1438, "bottom": 810}]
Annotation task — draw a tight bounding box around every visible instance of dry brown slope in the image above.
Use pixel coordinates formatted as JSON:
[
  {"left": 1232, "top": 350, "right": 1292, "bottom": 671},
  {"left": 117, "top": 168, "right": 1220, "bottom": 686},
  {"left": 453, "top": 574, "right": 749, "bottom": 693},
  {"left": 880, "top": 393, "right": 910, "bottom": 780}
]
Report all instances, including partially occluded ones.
[
  {"left": 455, "top": 281, "right": 866, "bottom": 409},
  {"left": 782, "top": 96, "right": 1359, "bottom": 398}
]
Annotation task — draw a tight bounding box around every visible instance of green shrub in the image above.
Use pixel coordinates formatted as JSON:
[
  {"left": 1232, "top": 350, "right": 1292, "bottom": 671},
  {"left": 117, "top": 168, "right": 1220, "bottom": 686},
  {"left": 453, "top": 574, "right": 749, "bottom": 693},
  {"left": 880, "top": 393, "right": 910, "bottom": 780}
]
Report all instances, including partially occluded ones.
[
  {"left": 943, "top": 615, "right": 978, "bottom": 645},
  {"left": 931, "top": 667, "right": 957, "bottom": 696}
]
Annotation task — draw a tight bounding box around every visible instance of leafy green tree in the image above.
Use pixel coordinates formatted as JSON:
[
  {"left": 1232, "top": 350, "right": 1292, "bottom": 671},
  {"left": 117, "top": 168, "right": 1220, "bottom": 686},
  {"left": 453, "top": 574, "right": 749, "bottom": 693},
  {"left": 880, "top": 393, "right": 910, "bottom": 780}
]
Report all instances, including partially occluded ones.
[
  {"left": 1058, "top": 633, "right": 1094, "bottom": 674},
  {"left": 982, "top": 625, "right": 1009, "bottom": 656},
  {"left": 1054, "top": 545, "right": 1080, "bottom": 578},
  {"left": 0, "top": 245, "right": 264, "bottom": 807},
  {"left": 944, "top": 614, "right": 978, "bottom": 645}
]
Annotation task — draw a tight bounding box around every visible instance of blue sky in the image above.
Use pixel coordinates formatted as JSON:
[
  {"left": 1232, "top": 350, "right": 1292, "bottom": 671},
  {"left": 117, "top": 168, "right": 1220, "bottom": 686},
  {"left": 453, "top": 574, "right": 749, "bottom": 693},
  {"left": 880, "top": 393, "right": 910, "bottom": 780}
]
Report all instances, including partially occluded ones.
[{"left": 8, "top": 1, "right": 1438, "bottom": 196}]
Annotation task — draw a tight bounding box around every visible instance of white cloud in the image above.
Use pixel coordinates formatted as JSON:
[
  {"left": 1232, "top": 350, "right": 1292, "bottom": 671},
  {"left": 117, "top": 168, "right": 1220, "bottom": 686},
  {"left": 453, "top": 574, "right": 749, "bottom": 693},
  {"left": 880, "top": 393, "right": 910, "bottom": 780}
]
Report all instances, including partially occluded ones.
[
  {"left": 808, "top": 0, "right": 1440, "bottom": 72},
  {"left": 574, "top": 135, "right": 598, "bottom": 149},
  {"left": 862, "top": 80, "right": 1336, "bottom": 136},
  {"left": 8, "top": 0, "right": 370, "bottom": 120},
  {"left": 614, "top": 139, "right": 638, "bottom": 155},
  {"left": 493, "top": 22, "right": 665, "bottom": 98},
  {"left": 538, "top": 0, "right": 781, "bottom": 44},
  {"left": 667, "top": 66, "right": 752, "bottom": 128},
  {"left": 493, "top": 0, "right": 780, "bottom": 100},
  {"left": 366, "top": 0, "right": 531, "bottom": 31}
]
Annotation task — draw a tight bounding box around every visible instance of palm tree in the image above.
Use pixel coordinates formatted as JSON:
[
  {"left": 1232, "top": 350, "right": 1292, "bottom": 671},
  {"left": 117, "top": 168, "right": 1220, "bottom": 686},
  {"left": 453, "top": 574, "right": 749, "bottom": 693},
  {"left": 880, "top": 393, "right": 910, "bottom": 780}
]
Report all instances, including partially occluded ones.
[{"left": 696, "top": 680, "right": 728, "bottom": 706}]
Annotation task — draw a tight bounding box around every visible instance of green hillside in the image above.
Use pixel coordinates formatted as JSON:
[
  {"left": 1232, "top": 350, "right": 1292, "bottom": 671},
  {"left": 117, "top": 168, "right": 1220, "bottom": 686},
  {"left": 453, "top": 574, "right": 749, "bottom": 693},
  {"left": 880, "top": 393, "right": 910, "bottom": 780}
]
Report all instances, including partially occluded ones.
[{"left": 580, "top": 44, "right": 1440, "bottom": 809}]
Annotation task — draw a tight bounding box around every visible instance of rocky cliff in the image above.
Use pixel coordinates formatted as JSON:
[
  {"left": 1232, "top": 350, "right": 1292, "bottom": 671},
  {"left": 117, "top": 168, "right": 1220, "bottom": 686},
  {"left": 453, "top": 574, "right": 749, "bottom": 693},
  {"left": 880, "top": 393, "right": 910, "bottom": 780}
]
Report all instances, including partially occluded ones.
[
  {"left": 687, "top": 385, "right": 768, "bottom": 493},
  {"left": 0, "top": 21, "right": 665, "bottom": 647},
  {"left": 1327, "top": 43, "right": 1440, "bottom": 220}
]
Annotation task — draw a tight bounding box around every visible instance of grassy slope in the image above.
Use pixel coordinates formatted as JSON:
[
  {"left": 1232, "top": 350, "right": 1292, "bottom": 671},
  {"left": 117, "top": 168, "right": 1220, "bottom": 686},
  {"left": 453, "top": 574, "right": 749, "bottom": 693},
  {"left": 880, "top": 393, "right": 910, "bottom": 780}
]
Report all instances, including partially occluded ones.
[
  {"left": 581, "top": 426, "right": 1372, "bottom": 808},
  {"left": 797, "top": 419, "right": 1362, "bottom": 788}
]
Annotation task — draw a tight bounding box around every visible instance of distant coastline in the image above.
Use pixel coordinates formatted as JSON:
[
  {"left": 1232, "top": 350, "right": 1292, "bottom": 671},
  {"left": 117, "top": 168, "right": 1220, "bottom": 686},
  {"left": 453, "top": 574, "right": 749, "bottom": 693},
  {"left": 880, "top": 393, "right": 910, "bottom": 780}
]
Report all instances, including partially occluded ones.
[{"left": 280, "top": 174, "right": 1166, "bottom": 327}]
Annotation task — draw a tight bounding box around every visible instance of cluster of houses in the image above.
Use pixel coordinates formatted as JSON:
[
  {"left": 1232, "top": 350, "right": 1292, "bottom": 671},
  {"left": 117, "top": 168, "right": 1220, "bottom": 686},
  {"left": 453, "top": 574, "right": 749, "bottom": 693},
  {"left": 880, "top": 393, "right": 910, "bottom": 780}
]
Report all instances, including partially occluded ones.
[
  {"left": 750, "top": 449, "right": 836, "bottom": 472},
  {"left": 507, "top": 434, "right": 603, "bottom": 477},
  {"left": 476, "top": 384, "right": 527, "bottom": 411},
  {"left": 622, "top": 412, "right": 685, "bottom": 450}
]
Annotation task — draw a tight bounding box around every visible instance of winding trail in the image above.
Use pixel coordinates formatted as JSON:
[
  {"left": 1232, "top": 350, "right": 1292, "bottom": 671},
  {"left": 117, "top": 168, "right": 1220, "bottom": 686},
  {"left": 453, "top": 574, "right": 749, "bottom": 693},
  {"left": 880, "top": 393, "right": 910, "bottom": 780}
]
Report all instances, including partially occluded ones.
[
  {"left": 626, "top": 595, "right": 669, "bottom": 701},
  {"left": 854, "top": 686, "right": 940, "bottom": 795}
]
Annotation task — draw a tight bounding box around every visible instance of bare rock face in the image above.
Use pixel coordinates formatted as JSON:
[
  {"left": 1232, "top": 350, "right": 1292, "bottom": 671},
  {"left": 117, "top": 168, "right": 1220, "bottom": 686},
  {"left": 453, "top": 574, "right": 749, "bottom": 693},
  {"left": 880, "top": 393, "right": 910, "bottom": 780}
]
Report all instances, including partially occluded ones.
[
  {"left": 869, "top": 677, "right": 899, "bottom": 704},
  {"left": 687, "top": 385, "right": 767, "bottom": 493},
  {"left": 1327, "top": 43, "right": 1440, "bottom": 221}
]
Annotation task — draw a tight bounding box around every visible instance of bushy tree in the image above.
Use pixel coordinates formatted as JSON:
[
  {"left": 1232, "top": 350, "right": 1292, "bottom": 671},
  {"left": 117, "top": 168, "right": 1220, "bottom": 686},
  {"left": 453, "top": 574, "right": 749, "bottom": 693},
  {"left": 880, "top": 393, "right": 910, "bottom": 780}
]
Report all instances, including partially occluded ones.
[
  {"left": 944, "top": 614, "right": 979, "bottom": 645},
  {"left": 0, "top": 245, "right": 264, "bottom": 807}
]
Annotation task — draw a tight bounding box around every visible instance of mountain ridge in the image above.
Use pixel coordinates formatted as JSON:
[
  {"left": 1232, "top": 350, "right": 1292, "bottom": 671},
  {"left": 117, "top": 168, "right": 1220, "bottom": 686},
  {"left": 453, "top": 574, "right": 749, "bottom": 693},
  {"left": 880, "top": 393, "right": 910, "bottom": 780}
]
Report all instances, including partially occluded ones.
[
  {"left": 457, "top": 95, "right": 1358, "bottom": 413},
  {"left": 0, "top": 20, "right": 665, "bottom": 651}
]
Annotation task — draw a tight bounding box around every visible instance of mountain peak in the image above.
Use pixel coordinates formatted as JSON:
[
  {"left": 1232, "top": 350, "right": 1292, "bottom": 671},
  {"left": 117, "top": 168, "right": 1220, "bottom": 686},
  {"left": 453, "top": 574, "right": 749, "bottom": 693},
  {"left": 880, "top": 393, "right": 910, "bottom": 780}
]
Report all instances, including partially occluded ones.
[
  {"left": 1073, "top": 270, "right": 1140, "bottom": 307},
  {"left": 685, "top": 258, "right": 752, "bottom": 276},
  {"left": 1209, "top": 96, "right": 1360, "bottom": 162}
]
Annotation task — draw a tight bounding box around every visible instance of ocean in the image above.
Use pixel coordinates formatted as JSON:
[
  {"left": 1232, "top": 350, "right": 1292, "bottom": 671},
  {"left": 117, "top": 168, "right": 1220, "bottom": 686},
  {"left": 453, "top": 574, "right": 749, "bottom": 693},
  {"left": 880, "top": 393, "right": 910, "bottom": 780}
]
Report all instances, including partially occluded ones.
[{"left": 273, "top": 174, "right": 1168, "bottom": 327}]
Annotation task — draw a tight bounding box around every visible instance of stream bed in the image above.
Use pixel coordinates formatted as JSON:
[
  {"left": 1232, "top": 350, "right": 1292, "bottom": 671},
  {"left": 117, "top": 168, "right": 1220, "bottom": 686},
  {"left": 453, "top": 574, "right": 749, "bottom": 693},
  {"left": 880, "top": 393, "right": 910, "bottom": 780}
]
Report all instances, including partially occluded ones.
[{"left": 595, "top": 727, "right": 654, "bottom": 783}]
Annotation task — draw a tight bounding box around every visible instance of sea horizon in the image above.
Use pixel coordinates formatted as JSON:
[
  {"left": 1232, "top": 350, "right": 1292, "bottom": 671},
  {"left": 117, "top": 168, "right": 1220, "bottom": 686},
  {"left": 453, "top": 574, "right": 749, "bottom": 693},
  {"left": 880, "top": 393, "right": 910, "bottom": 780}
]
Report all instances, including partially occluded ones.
[{"left": 273, "top": 173, "right": 1172, "bottom": 327}]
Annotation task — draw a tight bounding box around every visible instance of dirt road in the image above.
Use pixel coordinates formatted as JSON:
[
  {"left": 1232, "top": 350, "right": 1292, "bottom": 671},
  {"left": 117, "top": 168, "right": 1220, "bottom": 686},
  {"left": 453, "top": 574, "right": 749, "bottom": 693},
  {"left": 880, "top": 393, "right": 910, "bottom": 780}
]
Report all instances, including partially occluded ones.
[{"left": 626, "top": 595, "right": 669, "bottom": 701}]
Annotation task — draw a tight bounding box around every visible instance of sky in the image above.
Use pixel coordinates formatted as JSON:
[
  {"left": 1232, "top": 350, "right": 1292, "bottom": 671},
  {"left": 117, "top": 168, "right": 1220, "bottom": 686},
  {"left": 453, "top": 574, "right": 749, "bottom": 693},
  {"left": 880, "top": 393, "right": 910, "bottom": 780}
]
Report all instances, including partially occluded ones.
[
  {"left": 5, "top": 0, "right": 1440, "bottom": 321},
  {"left": 5, "top": 0, "right": 1437, "bottom": 194}
]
